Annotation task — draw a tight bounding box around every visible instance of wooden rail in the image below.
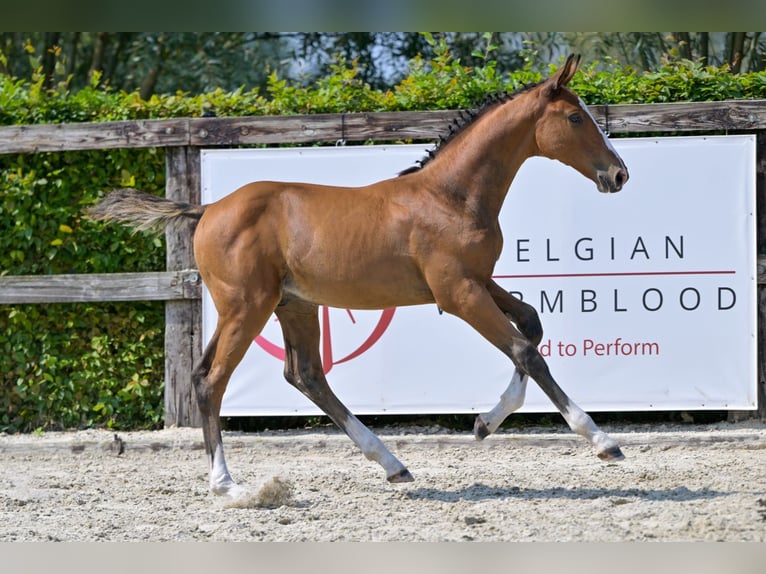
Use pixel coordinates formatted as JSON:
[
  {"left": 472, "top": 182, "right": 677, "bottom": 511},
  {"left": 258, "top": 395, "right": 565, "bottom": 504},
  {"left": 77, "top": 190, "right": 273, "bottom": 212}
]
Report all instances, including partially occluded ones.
[
  {"left": 1, "top": 98, "right": 765, "bottom": 424},
  {"left": 0, "top": 270, "right": 201, "bottom": 304},
  {"left": 1, "top": 100, "right": 765, "bottom": 155}
]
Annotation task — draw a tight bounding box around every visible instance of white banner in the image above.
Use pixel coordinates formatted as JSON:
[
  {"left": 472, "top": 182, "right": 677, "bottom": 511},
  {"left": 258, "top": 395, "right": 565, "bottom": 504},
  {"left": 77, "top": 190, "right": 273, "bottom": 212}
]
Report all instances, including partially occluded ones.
[{"left": 201, "top": 136, "right": 757, "bottom": 415}]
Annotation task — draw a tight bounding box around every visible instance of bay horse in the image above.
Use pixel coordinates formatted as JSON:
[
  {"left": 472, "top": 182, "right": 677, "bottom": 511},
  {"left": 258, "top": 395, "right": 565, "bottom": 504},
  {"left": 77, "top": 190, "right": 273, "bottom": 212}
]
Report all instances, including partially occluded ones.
[{"left": 89, "top": 54, "right": 629, "bottom": 500}]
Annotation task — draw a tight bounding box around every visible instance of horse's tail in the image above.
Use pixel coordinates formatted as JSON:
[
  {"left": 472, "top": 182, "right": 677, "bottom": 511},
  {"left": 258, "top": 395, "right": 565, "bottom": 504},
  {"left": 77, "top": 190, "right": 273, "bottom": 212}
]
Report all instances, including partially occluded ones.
[{"left": 86, "top": 188, "right": 206, "bottom": 234}]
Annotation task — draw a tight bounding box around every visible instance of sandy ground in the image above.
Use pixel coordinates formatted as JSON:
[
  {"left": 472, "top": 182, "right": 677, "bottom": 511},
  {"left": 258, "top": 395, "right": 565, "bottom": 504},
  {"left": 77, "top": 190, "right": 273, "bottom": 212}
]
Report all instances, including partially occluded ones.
[{"left": 1, "top": 421, "right": 765, "bottom": 542}]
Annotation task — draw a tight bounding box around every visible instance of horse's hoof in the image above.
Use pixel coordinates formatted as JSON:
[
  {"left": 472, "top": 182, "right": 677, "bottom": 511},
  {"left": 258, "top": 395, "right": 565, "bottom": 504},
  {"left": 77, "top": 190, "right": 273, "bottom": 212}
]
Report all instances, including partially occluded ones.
[
  {"left": 598, "top": 446, "right": 625, "bottom": 461},
  {"left": 210, "top": 480, "right": 245, "bottom": 497},
  {"left": 473, "top": 415, "right": 490, "bottom": 441},
  {"left": 387, "top": 468, "right": 414, "bottom": 483}
]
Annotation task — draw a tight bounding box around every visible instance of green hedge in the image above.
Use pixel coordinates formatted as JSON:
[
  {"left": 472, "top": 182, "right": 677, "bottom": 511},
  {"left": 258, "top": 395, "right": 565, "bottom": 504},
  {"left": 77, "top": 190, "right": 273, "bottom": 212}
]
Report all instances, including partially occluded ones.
[{"left": 2, "top": 47, "right": 765, "bottom": 432}]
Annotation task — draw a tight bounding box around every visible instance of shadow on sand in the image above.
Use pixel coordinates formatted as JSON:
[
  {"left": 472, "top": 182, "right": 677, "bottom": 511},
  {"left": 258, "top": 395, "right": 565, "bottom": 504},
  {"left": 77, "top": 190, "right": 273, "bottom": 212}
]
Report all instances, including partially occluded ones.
[{"left": 403, "top": 484, "right": 730, "bottom": 503}]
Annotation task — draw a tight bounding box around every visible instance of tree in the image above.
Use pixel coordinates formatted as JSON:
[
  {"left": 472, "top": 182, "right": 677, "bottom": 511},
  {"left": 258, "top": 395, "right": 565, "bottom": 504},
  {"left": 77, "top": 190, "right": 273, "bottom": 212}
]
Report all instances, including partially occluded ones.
[
  {"left": 0, "top": 32, "right": 293, "bottom": 97},
  {"left": 0, "top": 32, "right": 572, "bottom": 97},
  {"left": 1, "top": 33, "right": 764, "bottom": 101},
  {"left": 566, "top": 32, "right": 765, "bottom": 72}
]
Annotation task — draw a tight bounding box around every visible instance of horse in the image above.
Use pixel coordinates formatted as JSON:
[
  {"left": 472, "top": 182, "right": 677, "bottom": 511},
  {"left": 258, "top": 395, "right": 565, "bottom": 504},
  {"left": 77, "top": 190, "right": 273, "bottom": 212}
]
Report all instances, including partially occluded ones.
[{"left": 88, "top": 54, "right": 629, "bottom": 500}]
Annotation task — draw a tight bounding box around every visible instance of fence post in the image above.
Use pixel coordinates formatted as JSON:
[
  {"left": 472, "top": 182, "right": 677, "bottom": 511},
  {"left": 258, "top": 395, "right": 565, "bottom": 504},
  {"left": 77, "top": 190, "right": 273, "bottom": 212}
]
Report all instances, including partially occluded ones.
[
  {"left": 728, "top": 132, "right": 766, "bottom": 422},
  {"left": 757, "top": 133, "right": 766, "bottom": 421},
  {"left": 164, "top": 146, "right": 203, "bottom": 427}
]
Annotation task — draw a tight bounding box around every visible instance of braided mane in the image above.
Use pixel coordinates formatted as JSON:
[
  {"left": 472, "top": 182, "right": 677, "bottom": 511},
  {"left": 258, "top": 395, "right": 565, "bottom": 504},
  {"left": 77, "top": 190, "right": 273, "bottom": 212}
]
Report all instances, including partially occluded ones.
[{"left": 398, "top": 81, "right": 542, "bottom": 176}]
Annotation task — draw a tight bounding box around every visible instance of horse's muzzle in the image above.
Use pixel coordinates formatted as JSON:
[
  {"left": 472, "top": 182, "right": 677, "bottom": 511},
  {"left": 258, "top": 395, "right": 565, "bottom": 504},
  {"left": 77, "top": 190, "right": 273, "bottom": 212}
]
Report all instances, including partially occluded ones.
[{"left": 597, "top": 164, "right": 629, "bottom": 194}]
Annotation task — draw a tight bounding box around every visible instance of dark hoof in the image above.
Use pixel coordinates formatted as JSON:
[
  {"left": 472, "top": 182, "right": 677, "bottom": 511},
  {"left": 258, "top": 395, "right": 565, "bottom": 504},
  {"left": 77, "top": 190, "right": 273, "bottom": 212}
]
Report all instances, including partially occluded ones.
[
  {"left": 473, "top": 416, "right": 490, "bottom": 441},
  {"left": 387, "top": 468, "right": 414, "bottom": 483},
  {"left": 598, "top": 446, "right": 625, "bottom": 461}
]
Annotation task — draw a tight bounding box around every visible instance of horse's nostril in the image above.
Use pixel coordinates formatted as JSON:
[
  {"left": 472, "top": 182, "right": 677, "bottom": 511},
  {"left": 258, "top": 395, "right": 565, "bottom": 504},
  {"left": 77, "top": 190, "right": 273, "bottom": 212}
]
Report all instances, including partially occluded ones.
[{"left": 615, "top": 168, "right": 628, "bottom": 189}]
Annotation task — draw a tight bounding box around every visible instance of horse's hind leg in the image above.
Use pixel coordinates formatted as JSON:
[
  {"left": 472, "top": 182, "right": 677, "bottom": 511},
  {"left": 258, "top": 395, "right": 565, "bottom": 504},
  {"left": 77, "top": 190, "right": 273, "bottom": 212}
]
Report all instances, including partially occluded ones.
[
  {"left": 474, "top": 280, "right": 540, "bottom": 440},
  {"left": 193, "top": 294, "right": 280, "bottom": 498},
  {"left": 275, "top": 299, "right": 413, "bottom": 483}
]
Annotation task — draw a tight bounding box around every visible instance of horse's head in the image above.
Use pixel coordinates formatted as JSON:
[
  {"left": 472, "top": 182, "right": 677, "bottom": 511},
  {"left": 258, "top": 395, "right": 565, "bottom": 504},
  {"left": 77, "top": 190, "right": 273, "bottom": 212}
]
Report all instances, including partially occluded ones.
[{"left": 533, "top": 54, "right": 628, "bottom": 194}]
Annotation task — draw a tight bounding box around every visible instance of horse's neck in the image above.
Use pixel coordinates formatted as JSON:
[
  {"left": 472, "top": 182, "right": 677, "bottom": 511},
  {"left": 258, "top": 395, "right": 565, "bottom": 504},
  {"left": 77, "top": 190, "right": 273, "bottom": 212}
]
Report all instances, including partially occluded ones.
[{"left": 424, "top": 101, "right": 537, "bottom": 220}]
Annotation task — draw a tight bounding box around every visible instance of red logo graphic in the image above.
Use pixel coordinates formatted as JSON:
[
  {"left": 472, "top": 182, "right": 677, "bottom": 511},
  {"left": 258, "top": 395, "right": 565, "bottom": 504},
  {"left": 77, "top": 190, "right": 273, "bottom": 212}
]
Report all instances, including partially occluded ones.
[{"left": 255, "top": 307, "right": 396, "bottom": 374}]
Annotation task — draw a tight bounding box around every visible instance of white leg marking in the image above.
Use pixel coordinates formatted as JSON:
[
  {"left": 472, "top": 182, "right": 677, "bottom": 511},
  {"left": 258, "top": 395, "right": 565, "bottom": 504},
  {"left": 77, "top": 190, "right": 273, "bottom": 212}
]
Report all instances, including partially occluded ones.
[
  {"left": 562, "top": 403, "right": 620, "bottom": 456},
  {"left": 209, "top": 443, "right": 246, "bottom": 498},
  {"left": 344, "top": 415, "right": 408, "bottom": 478},
  {"left": 478, "top": 369, "right": 528, "bottom": 435}
]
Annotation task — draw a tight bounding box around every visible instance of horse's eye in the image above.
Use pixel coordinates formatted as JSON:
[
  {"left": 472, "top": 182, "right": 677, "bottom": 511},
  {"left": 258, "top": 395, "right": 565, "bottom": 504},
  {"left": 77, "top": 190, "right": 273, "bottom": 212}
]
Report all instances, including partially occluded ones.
[{"left": 568, "top": 113, "right": 583, "bottom": 125}]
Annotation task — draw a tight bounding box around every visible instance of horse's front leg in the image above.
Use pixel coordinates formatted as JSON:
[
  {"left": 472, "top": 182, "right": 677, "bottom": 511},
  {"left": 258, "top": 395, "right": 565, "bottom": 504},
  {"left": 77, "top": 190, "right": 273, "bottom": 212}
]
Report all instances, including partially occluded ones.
[
  {"left": 435, "top": 278, "right": 624, "bottom": 461},
  {"left": 474, "top": 280, "right": 538, "bottom": 439},
  {"left": 473, "top": 368, "right": 528, "bottom": 440}
]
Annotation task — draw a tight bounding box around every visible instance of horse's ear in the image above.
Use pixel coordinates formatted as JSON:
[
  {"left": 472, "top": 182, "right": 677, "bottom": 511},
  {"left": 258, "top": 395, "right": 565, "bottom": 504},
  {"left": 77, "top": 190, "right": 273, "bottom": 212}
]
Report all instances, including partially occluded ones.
[{"left": 549, "top": 53, "right": 581, "bottom": 93}]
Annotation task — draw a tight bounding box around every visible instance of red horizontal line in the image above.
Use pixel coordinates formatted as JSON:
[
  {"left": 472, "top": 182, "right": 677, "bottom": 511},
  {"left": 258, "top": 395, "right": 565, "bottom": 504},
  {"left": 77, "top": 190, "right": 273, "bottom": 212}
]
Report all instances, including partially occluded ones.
[{"left": 493, "top": 270, "right": 737, "bottom": 279}]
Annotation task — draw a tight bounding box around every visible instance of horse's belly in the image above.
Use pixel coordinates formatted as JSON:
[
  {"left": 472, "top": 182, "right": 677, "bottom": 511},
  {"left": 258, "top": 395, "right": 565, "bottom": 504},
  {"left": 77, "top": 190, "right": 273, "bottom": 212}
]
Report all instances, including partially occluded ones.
[{"left": 282, "top": 273, "right": 434, "bottom": 310}]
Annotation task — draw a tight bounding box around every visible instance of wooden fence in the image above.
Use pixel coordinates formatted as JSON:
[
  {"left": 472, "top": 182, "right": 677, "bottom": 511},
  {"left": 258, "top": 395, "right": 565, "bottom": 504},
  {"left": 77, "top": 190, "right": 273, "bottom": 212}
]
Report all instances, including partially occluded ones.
[{"left": 1, "top": 100, "right": 765, "bottom": 425}]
